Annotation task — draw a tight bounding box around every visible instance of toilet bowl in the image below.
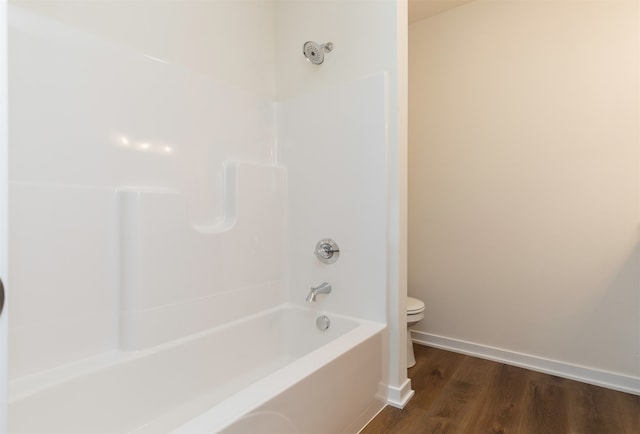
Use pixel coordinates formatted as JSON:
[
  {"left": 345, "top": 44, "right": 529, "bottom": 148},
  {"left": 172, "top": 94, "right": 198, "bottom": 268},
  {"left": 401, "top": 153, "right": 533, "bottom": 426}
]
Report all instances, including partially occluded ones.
[{"left": 406, "top": 296, "right": 425, "bottom": 368}]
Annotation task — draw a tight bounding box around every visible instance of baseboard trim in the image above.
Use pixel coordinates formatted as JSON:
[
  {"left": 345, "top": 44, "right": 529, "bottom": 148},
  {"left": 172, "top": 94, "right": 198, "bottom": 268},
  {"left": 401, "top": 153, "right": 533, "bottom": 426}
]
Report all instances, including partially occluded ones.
[
  {"left": 411, "top": 330, "right": 640, "bottom": 396},
  {"left": 379, "top": 379, "right": 415, "bottom": 409}
]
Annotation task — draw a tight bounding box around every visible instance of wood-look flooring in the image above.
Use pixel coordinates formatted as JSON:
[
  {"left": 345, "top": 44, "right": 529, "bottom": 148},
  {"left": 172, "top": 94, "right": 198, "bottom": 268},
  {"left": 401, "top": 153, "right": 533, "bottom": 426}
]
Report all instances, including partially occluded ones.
[{"left": 362, "top": 344, "right": 640, "bottom": 434}]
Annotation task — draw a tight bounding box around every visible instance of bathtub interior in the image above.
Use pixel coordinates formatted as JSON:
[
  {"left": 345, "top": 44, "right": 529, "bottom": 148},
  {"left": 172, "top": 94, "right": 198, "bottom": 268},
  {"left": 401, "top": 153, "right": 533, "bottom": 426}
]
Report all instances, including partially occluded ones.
[
  {"left": 8, "top": 1, "right": 396, "bottom": 432},
  {"left": 8, "top": 305, "right": 383, "bottom": 434}
]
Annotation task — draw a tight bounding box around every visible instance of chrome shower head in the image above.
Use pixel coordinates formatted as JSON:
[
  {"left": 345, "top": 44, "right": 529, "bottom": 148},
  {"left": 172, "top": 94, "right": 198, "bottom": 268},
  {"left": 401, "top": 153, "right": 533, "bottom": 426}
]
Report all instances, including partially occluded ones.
[{"left": 303, "top": 41, "right": 333, "bottom": 65}]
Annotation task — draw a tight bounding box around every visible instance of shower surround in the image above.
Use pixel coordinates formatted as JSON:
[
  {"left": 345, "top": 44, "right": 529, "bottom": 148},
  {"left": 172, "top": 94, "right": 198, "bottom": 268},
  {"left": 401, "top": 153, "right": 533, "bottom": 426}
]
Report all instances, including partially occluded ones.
[{"left": 7, "top": 0, "right": 405, "bottom": 431}]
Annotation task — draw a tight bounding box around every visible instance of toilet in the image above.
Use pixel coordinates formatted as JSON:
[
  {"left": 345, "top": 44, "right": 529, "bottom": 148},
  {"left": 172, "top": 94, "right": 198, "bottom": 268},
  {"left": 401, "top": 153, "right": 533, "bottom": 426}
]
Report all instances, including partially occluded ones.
[{"left": 406, "top": 296, "right": 425, "bottom": 368}]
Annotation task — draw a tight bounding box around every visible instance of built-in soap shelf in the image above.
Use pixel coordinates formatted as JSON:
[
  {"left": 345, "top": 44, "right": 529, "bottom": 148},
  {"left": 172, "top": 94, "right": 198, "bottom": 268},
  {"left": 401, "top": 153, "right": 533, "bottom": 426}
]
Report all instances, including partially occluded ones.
[
  {"left": 117, "top": 162, "right": 287, "bottom": 350},
  {"left": 117, "top": 161, "right": 242, "bottom": 234}
]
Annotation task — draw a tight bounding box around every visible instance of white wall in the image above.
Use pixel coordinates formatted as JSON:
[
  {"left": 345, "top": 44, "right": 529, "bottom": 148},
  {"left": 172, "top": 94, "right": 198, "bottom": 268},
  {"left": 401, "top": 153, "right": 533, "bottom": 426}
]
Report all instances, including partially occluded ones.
[
  {"left": 8, "top": 0, "right": 278, "bottom": 378},
  {"left": 409, "top": 0, "right": 640, "bottom": 388},
  {"left": 275, "top": 1, "right": 397, "bottom": 101}
]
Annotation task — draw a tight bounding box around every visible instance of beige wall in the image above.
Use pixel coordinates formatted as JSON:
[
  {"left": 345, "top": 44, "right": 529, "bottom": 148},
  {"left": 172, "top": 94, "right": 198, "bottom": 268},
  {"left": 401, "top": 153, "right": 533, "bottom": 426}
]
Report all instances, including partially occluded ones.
[{"left": 409, "top": 0, "right": 639, "bottom": 379}]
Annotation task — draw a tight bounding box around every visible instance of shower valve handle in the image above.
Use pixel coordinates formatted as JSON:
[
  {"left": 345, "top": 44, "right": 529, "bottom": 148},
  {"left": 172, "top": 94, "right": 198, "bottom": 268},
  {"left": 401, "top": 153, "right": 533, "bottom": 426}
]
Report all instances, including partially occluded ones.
[
  {"left": 314, "top": 238, "right": 340, "bottom": 264},
  {"left": 317, "top": 243, "right": 339, "bottom": 258}
]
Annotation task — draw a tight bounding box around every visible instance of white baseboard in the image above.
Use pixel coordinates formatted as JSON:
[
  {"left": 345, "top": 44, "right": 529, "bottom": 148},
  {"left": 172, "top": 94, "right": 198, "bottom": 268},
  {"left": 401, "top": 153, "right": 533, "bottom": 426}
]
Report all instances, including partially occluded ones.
[
  {"left": 379, "top": 378, "right": 415, "bottom": 409},
  {"left": 411, "top": 330, "right": 640, "bottom": 396}
]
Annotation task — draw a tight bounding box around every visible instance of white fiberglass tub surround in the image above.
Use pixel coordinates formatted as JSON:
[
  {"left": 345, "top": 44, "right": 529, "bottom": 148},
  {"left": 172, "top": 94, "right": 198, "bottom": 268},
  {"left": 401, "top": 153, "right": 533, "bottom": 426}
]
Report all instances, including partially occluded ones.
[
  {"left": 8, "top": 2, "right": 397, "bottom": 433},
  {"left": 9, "top": 305, "right": 385, "bottom": 433}
]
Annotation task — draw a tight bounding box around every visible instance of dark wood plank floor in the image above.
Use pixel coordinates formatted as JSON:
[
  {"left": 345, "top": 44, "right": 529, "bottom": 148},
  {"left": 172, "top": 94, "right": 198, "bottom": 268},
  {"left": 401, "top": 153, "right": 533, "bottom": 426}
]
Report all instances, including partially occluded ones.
[{"left": 362, "top": 344, "right": 640, "bottom": 434}]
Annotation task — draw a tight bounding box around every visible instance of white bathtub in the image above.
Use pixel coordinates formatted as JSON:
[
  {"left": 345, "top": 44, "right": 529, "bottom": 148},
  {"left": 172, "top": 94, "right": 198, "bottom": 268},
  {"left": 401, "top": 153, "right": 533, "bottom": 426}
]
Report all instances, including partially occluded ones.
[{"left": 8, "top": 304, "right": 386, "bottom": 434}]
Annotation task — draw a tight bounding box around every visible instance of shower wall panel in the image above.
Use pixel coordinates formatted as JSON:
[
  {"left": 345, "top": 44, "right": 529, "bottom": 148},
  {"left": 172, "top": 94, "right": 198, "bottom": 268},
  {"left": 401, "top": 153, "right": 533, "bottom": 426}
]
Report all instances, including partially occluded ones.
[
  {"left": 9, "top": 184, "right": 117, "bottom": 378},
  {"left": 274, "top": 0, "right": 400, "bottom": 324},
  {"left": 8, "top": 1, "right": 277, "bottom": 378},
  {"left": 277, "top": 74, "right": 388, "bottom": 322}
]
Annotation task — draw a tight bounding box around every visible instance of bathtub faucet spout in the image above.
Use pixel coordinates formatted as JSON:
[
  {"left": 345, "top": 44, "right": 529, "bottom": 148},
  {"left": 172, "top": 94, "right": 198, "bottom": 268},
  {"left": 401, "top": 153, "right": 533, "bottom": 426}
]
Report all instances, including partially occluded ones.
[{"left": 306, "top": 282, "right": 332, "bottom": 302}]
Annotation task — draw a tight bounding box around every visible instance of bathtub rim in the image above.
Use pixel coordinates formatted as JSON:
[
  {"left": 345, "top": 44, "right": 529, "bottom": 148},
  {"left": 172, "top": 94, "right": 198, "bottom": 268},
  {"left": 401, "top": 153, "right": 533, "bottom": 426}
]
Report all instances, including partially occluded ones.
[{"left": 9, "top": 303, "right": 384, "bottom": 404}]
